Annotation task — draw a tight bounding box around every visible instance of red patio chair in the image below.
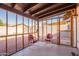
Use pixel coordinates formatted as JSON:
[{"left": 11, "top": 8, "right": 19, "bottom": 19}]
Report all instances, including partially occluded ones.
[
  {"left": 28, "top": 34, "right": 34, "bottom": 43},
  {"left": 45, "top": 33, "right": 53, "bottom": 41}
]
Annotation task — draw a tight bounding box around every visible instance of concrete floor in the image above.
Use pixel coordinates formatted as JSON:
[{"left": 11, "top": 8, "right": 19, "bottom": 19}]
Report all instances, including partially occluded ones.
[{"left": 12, "top": 41, "right": 79, "bottom": 56}]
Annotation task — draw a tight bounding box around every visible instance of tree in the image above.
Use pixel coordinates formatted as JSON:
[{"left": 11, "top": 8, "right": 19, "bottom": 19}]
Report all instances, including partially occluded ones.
[{"left": 0, "top": 19, "right": 5, "bottom": 26}]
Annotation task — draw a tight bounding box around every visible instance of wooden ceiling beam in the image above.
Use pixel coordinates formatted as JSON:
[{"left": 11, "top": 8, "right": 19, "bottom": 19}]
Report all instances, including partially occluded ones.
[
  {"left": 38, "top": 4, "right": 75, "bottom": 18},
  {"left": 30, "top": 3, "right": 54, "bottom": 15},
  {"left": 10, "top": 3, "right": 16, "bottom": 8},
  {"left": 32, "top": 3, "right": 63, "bottom": 17},
  {"left": 39, "top": 4, "right": 76, "bottom": 19},
  {"left": 23, "top": 3, "right": 38, "bottom": 13}
]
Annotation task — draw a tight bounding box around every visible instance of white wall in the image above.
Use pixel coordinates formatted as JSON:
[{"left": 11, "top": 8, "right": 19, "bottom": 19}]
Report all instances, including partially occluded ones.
[
  {"left": 77, "top": 4, "right": 79, "bottom": 49},
  {"left": 73, "top": 16, "right": 77, "bottom": 47}
]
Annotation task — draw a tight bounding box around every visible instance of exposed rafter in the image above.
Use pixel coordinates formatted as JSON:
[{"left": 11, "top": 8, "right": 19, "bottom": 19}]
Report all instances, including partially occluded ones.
[
  {"left": 38, "top": 4, "right": 72, "bottom": 18},
  {"left": 32, "top": 3, "right": 63, "bottom": 17},
  {"left": 0, "top": 3, "right": 76, "bottom": 21},
  {"left": 30, "top": 3, "right": 54, "bottom": 15},
  {"left": 39, "top": 4, "right": 76, "bottom": 19},
  {"left": 23, "top": 3, "right": 38, "bottom": 13},
  {"left": 10, "top": 3, "right": 16, "bottom": 8}
]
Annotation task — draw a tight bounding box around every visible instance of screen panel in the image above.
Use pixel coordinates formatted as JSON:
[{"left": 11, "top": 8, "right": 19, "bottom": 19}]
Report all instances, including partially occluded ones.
[
  {"left": 0, "top": 9, "right": 6, "bottom": 56},
  {"left": 24, "top": 17, "right": 29, "bottom": 47},
  {"left": 60, "top": 18, "right": 71, "bottom": 45},
  {"left": 51, "top": 18, "right": 58, "bottom": 44},
  {"left": 17, "top": 15, "right": 23, "bottom": 51}
]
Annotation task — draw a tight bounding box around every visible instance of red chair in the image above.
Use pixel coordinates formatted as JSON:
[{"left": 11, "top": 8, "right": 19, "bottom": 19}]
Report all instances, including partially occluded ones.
[
  {"left": 45, "top": 33, "right": 53, "bottom": 41},
  {"left": 28, "top": 34, "right": 34, "bottom": 43}
]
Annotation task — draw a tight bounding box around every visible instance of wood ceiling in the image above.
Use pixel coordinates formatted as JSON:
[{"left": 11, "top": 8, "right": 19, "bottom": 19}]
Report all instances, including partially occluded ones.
[{"left": 0, "top": 3, "right": 76, "bottom": 20}]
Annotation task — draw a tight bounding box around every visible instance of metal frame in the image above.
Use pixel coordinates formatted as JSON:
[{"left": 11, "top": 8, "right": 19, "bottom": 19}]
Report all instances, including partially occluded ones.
[
  {"left": 41, "top": 20, "right": 43, "bottom": 40},
  {"left": 16, "top": 14, "right": 17, "bottom": 52},
  {"left": 37, "top": 20, "right": 39, "bottom": 40},
  {"left": 32, "top": 19, "right": 33, "bottom": 34},
  {"left": 5, "top": 11, "right": 8, "bottom": 56},
  {"left": 22, "top": 16, "right": 24, "bottom": 48},
  {"left": 51, "top": 18, "right": 52, "bottom": 36},
  {"left": 70, "top": 15, "right": 73, "bottom": 47},
  {"left": 57, "top": 17, "right": 60, "bottom": 45},
  {"left": 46, "top": 19, "right": 47, "bottom": 36},
  {"left": 34, "top": 20, "right": 36, "bottom": 39},
  {"left": 75, "top": 7, "right": 77, "bottom": 48},
  {"left": 76, "top": 15, "right": 77, "bottom": 48},
  {"left": 58, "top": 17, "right": 60, "bottom": 45},
  {"left": 42, "top": 19, "right": 43, "bottom": 40}
]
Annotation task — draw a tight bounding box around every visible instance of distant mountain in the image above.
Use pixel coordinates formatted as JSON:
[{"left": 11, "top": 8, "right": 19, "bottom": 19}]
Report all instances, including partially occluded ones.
[{"left": 8, "top": 24, "right": 28, "bottom": 27}]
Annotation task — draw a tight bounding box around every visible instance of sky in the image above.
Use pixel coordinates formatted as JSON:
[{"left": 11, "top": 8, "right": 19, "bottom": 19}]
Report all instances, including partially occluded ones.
[{"left": 0, "top": 9, "right": 33, "bottom": 26}]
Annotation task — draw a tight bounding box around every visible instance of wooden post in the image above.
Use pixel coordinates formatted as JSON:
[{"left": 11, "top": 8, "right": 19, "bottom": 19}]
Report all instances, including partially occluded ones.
[
  {"left": 28, "top": 18, "right": 29, "bottom": 44},
  {"left": 37, "top": 20, "right": 39, "bottom": 41},
  {"left": 70, "top": 15, "right": 74, "bottom": 47},
  {"left": 74, "top": 8, "right": 77, "bottom": 48},
  {"left": 22, "top": 16, "right": 24, "bottom": 48},
  {"left": 42, "top": 19, "right": 43, "bottom": 40},
  {"left": 46, "top": 19, "right": 47, "bottom": 36},
  {"left": 6, "top": 11, "right": 8, "bottom": 55},
  {"left": 57, "top": 17, "right": 60, "bottom": 45},
  {"left": 15, "top": 14, "right": 17, "bottom": 52},
  {"left": 51, "top": 18, "right": 52, "bottom": 36}
]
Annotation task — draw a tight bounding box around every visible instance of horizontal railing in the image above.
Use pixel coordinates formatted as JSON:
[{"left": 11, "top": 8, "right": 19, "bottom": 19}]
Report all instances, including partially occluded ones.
[{"left": 0, "top": 32, "right": 37, "bottom": 38}]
